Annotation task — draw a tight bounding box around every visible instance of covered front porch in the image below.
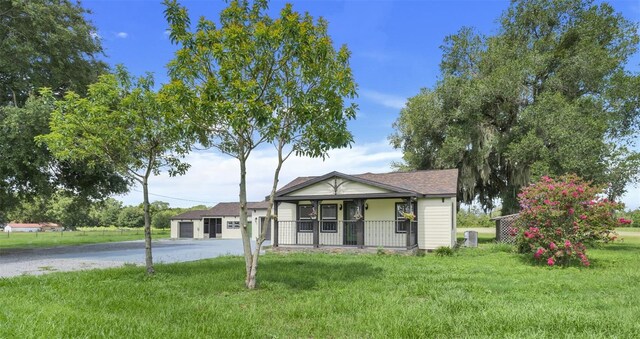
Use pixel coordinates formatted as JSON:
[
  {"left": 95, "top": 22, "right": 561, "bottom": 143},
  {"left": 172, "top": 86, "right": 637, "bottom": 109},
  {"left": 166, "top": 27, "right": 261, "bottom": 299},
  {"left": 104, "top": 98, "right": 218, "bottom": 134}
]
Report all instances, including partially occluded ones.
[
  {"left": 272, "top": 196, "right": 419, "bottom": 250},
  {"left": 275, "top": 219, "right": 418, "bottom": 249}
]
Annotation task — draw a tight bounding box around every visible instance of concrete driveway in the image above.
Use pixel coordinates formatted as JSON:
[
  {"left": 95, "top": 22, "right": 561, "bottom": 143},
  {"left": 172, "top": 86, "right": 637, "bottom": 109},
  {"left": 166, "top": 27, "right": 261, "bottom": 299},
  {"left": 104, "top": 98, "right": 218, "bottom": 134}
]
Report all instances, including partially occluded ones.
[{"left": 0, "top": 239, "right": 267, "bottom": 278}]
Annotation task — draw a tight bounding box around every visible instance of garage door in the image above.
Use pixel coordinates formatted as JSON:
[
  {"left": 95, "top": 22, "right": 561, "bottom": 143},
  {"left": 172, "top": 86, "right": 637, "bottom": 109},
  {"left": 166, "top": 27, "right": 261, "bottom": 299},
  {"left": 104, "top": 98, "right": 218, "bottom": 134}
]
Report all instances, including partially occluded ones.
[{"left": 179, "top": 222, "right": 194, "bottom": 238}]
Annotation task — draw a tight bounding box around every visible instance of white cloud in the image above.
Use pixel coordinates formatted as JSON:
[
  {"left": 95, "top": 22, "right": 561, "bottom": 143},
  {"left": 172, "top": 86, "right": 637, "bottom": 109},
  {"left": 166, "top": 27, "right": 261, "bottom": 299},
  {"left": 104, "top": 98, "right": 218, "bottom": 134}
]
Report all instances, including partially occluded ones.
[
  {"left": 115, "top": 32, "right": 128, "bottom": 39},
  {"left": 621, "top": 184, "right": 640, "bottom": 210},
  {"left": 115, "top": 140, "right": 403, "bottom": 208},
  {"left": 361, "top": 89, "right": 407, "bottom": 110},
  {"left": 90, "top": 31, "right": 101, "bottom": 39}
]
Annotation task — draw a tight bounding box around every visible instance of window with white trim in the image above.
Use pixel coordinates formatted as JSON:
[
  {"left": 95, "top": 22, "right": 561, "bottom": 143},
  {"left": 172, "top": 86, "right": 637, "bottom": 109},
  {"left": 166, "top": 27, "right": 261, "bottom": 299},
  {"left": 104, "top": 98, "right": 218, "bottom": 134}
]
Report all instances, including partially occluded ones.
[
  {"left": 395, "top": 202, "right": 417, "bottom": 233},
  {"left": 227, "top": 221, "right": 240, "bottom": 229},
  {"left": 321, "top": 204, "right": 337, "bottom": 232},
  {"left": 297, "top": 204, "right": 314, "bottom": 232}
]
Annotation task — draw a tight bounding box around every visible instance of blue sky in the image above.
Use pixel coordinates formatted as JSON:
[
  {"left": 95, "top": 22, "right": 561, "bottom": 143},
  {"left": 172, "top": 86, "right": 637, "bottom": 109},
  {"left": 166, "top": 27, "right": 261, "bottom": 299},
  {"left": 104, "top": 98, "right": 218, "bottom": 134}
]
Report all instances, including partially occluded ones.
[{"left": 82, "top": 0, "right": 640, "bottom": 210}]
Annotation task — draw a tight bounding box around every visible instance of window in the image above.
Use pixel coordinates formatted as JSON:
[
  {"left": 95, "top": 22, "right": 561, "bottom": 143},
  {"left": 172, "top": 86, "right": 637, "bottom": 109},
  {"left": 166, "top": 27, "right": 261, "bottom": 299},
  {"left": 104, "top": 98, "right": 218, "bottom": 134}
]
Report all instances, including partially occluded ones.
[
  {"left": 321, "top": 204, "right": 337, "bottom": 232},
  {"left": 297, "top": 204, "right": 314, "bottom": 232},
  {"left": 227, "top": 221, "right": 240, "bottom": 229},
  {"left": 395, "top": 202, "right": 417, "bottom": 233}
]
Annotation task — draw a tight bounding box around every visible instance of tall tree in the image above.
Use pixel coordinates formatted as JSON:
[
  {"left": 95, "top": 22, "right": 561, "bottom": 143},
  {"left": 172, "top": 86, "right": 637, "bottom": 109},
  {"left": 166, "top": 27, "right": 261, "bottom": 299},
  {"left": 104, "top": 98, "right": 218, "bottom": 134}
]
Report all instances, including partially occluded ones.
[
  {"left": 164, "top": 0, "right": 357, "bottom": 288},
  {"left": 0, "top": 0, "right": 120, "bottom": 222},
  {"left": 0, "top": 0, "right": 106, "bottom": 106},
  {"left": 38, "top": 66, "right": 192, "bottom": 274},
  {"left": 0, "top": 97, "right": 127, "bottom": 223},
  {"left": 390, "top": 0, "right": 640, "bottom": 214}
]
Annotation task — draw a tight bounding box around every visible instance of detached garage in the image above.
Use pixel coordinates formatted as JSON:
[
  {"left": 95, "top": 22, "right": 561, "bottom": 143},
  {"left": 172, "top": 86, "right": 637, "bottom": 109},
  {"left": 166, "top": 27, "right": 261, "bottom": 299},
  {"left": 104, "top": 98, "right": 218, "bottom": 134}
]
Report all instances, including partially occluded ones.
[{"left": 170, "top": 202, "right": 270, "bottom": 240}]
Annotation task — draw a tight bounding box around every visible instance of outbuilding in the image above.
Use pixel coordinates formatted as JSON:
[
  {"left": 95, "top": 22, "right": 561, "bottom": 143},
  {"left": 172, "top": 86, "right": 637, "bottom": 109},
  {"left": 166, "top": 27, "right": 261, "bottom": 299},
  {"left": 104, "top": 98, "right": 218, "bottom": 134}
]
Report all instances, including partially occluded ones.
[{"left": 170, "top": 202, "right": 271, "bottom": 240}]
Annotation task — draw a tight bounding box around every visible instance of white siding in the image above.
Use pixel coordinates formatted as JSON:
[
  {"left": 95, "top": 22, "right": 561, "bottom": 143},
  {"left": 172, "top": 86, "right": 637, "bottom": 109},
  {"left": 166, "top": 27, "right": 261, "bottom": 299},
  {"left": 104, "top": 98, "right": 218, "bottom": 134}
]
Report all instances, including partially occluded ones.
[
  {"left": 171, "top": 219, "right": 204, "bottom": 239},
  {"left": 4, "top": 226, "right": 41, "bottom": 232},
  {"left": 170, "top": 220, "right": 178, "bottom": 238},
  {"left": 251, "top": 209, "right": 268, "bottom": 240},
  {"left": 221, "top": 216, "right": 246, "bottom": 239},
  {"left": 193, "top": 219, "right": 204, "bottom": 239},
  {"left": 276, "top": 203, "right": 296, "bottom": 244},
  {"left": 419, "top": 197, "right": 455, "bottom": 250},
  {"left": 288, "top": 179, "right": 391, "bottom": 196},
  {"left": 451, "top": 197, "right": 457, "bottom": 246}
]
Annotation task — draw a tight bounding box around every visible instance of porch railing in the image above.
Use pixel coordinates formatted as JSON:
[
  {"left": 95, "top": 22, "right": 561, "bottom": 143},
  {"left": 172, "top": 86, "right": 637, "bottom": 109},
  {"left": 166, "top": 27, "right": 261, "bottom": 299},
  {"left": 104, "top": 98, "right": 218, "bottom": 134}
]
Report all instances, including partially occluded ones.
[{"left": 274, "top": 220, "right": 418, "bottom": 249}]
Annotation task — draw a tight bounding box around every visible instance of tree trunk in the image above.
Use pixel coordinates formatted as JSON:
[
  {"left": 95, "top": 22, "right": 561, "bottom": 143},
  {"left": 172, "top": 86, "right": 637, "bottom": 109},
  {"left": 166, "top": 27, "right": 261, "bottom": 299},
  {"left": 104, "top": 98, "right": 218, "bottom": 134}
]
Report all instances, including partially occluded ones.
[
  {"left": 142, "top": 176, "right": 155, "bottom": 275},
  {"left": 238, "top": 148, "right": 255, "bottom": 288},
  {"left": 245, "top": 141, "right": 286, "bottom": 289},
  {"left": 246, "top": 238, "right": 263, "bottom": 289},
  {"left": 501, "top": 184, "right": 520, "bottom": 216}
]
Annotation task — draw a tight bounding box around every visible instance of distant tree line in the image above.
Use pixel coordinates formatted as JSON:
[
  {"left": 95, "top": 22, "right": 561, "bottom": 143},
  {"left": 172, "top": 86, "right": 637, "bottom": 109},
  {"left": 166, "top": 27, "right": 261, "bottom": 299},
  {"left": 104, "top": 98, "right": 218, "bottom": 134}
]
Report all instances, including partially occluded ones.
[
  {"left": 456, "top": 205, "right": 639, "bottom": 228},
  {"left": 5, "top": 194, "right": 205, "bottom": 230}
]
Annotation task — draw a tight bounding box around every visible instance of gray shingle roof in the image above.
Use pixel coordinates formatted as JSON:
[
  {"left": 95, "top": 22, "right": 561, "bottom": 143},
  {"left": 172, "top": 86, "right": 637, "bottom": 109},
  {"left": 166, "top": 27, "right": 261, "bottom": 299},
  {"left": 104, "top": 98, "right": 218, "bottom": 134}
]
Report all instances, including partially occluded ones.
[
  {"left": 276, "top": 169, "right": 458, "bottom": 197},
  {"left": 170, "top": 209, "right": 210, "bottom": 220},
  {"left": 170, "top": 201, "right": 270, "bottom": 220}
]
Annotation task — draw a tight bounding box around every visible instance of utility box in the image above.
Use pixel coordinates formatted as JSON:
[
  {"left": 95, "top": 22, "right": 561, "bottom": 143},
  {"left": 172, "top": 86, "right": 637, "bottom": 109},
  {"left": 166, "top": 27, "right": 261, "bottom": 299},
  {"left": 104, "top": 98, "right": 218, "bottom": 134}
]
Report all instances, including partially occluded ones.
[{"left": 464, "top": 231, "right": 478, "bottom": 247}]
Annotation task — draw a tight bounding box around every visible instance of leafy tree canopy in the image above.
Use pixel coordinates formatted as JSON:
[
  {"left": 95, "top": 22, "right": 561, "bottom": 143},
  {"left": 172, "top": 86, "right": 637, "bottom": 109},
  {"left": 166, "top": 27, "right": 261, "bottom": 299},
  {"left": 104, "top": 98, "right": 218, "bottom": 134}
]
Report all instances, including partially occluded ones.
[
  {"left": 0, "top": 97, "right": 127, "bottom": 223},
  {"left": 390, "top": 0, "right": 640, "bottom": 214},
  {"left": 39, "top": 65, "right": 193, "bottom": 274},
  {"left": 164, "top": 0, "right": 357, "bottom": 288},
  {"left": 0, "top": 0, "right": 107, "bottom": 106},
  {"left": 0, "top": 0, "right": 121, "bottom": 222}
]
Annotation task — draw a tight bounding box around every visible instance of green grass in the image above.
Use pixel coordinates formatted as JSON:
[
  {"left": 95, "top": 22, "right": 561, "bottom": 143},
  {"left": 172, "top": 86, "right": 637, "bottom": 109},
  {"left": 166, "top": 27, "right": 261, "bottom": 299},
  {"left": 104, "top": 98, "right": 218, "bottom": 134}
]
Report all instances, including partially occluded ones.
[
  {"left": 1, "top": 233, "right": 639, "bottom": 338},
  {"left": 0, "top": 229, "right": 170, "bottom": 250}
]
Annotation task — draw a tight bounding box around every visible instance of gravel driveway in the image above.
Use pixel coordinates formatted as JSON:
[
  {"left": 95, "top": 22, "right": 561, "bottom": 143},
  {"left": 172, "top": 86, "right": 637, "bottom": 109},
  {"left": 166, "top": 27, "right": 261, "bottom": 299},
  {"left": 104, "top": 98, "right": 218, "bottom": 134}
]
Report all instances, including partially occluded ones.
[{"left": 0, "top": 239, "right": 266, "bottom": 278}]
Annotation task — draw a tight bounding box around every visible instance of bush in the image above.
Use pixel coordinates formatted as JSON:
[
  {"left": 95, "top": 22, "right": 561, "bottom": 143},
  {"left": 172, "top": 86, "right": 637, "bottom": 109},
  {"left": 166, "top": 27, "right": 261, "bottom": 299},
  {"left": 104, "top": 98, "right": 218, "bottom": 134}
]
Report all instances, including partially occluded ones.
[
  {"left": 151, "top": 210, "right": 173, "bottom": 229},
  {"left": 117, "top": 206, "right": 145, "bottom": 228},
  {"left": 515, "top": 174, "right": 625, "bottom": 267},
  {"left": 616, "top": 208, "right": 638, "bottom": 227},
  {"left": 434, "top": 246, "right": 454, "bottom": 257}
]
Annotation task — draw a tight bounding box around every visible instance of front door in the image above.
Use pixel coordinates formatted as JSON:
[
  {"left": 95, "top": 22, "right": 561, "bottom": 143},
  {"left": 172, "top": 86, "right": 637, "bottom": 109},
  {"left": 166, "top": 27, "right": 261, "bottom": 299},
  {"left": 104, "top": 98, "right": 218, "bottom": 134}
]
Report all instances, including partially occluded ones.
[
  {"left": 212, "top": 218, "right": 222, "bottom": 238},
  {"left": 343, "top": 201, "right": 360, "bottom": 245}
]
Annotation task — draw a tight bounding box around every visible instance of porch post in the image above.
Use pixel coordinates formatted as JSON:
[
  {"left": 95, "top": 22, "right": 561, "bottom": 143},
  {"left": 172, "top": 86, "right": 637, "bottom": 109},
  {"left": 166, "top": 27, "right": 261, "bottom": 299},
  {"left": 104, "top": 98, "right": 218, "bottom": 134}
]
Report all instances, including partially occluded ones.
[
  {"left": 273, "top": 202, "right": 279, "bottom": 247},
  {"left": 406, "top": 220, "right": 411, "bottom": 249},
  {"left": 356, "top": 199, "right": 365, "bottom": 249},
  {"left": 312, "top": 200, "right": 319, "bottom": 248}
]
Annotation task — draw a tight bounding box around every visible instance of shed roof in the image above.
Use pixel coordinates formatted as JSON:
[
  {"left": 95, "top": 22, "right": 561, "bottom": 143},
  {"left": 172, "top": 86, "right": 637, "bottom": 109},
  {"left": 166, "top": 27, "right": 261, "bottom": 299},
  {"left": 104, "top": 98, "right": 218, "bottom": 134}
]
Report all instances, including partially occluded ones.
[
  {"left": 7, "top": 223, "right": 59, "bottom": 228},
  {"left": 7, "top": 223, "right": 43, "bottom": 228}
]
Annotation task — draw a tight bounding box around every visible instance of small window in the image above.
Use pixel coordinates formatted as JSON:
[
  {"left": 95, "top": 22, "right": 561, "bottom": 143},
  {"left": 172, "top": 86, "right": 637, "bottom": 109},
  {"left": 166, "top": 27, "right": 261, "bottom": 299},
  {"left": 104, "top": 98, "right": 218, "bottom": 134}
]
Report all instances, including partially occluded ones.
[
  {"left": 227, "top": 221, "right": 240, "bottom": 229},
  {"left": 321, "top": 204, "right": 337, "bottom": 233},
  {"left": 297, "top": 204, "right": 314, "bottom": 232}
]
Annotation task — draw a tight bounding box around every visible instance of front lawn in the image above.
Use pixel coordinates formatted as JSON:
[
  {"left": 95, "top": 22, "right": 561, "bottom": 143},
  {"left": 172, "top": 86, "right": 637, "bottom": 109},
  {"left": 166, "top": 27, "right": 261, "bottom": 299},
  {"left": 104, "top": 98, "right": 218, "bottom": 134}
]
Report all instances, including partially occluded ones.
[
  {"left": 0, "top": 229, "right": 170, "bottom": 250},
  {"left": 1, "top": 232, "right": 639, "bottom": 337}
]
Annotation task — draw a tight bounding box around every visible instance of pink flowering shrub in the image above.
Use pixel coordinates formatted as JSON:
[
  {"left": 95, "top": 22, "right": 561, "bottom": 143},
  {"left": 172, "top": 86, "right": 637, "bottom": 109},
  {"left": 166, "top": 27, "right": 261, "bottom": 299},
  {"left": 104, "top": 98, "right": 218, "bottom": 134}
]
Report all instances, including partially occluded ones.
[{"left": 515, "top": 174, "right": 623, "bottom": 267}]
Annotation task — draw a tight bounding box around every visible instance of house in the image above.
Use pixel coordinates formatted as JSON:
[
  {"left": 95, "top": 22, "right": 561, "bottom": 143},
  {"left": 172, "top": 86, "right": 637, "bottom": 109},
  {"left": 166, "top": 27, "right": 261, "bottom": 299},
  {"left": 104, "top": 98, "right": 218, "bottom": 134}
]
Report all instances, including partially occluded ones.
[
  {"left": 272, "top": 169, "right": 458, "bottom": 250},
  {"left": 3, "top": 222, "right": 63, "bottom": 232},
  {"left": 170, "top": 202, "right": 270, "bottom": 239}
]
